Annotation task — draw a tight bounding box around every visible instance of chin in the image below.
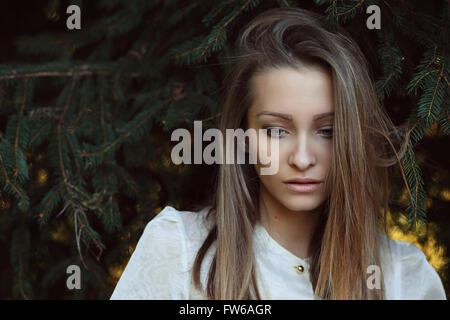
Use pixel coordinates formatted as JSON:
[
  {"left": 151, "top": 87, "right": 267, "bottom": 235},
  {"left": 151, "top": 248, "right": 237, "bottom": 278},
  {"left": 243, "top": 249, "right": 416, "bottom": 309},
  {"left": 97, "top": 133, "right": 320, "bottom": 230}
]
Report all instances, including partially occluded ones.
[{"left": 280, "top": 196, "right": 324, "bottom": 212}]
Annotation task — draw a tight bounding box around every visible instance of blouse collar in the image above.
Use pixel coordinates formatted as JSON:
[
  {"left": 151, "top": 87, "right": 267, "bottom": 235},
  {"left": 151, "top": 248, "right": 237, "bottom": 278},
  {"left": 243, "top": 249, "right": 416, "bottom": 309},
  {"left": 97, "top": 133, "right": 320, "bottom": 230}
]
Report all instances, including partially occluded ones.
[{"left": 253, "top": 221, "right": 312, "bottom": 267}]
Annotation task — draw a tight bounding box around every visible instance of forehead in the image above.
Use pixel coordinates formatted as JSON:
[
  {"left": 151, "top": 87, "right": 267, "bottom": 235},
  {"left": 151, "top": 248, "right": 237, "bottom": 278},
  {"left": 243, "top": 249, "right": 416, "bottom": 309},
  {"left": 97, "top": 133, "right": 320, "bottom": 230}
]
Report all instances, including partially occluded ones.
[{"left": 249, "top": 66, "right": 334, "bottom": 118}]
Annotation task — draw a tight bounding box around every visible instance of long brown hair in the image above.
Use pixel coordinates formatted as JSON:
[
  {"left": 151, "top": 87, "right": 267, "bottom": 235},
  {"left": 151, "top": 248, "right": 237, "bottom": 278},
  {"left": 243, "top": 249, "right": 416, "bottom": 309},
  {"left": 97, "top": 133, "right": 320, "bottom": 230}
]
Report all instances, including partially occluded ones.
[{"left": 191, "top": 7, "right": 409, "bottom": 300}]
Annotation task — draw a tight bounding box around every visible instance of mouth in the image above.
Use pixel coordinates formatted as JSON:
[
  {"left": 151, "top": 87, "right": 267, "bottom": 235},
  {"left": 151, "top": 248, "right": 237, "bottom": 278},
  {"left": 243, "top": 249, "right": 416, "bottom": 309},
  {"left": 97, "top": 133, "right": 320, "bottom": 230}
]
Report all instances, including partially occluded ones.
[{"left": 283, "top": 180, "right": 322, "bottom": 193}]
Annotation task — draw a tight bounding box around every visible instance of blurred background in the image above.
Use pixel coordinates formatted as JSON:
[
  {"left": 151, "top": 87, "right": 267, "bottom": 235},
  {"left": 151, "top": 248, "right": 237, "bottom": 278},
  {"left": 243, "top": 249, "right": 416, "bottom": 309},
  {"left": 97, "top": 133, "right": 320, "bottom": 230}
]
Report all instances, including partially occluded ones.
[{"left": 0, "top": 0, "right": 448, "bottom": 299}]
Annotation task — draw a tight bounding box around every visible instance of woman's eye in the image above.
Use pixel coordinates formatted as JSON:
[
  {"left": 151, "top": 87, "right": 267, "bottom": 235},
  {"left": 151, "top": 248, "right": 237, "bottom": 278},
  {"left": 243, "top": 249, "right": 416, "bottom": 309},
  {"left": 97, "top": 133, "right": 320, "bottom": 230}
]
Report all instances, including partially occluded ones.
[
  {"left": 265, "top": 127, "right": 286, "bottom": 138},
  {"left": 319, "top": 128, "right": 333, "bottom": 137}
]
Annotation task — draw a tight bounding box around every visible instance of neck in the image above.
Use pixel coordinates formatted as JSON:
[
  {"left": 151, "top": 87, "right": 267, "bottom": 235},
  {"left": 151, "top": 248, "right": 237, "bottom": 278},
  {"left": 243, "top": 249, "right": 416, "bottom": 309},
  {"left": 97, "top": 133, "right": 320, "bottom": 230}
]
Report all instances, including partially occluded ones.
[{"left": 258, "top": 185, "right": 322, "bottom": 259}]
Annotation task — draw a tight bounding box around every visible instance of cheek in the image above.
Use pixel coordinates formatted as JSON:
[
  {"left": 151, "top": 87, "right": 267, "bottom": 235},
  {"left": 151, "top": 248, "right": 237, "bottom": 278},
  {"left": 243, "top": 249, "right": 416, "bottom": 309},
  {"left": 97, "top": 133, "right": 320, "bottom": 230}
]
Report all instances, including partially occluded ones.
[
  {"left": 321, "top": 144, "right": 333, "bottom": 169},
  {"left": 258, "top": 173, "right": 280, "bottom": 196},
  {"left": 248, "top": 133, "right": 280, "bottom": 166}
]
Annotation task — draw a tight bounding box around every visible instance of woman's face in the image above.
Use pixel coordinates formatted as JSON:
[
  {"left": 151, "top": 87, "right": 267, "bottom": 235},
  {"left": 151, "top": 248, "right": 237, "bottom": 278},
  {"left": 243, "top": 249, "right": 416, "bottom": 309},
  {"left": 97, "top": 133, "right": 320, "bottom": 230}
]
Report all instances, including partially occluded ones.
[{"left": 247, "top": 65, "right": 334, "bottom": 212}]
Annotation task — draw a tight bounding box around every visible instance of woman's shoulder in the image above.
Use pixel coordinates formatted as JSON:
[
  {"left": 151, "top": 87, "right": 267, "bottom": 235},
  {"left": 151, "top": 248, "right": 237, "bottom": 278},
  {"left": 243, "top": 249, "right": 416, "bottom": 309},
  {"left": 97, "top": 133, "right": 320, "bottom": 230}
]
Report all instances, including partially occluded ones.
[
  {"left": 110, "top": 205, "right": 214, "bottom": 299},
  {"left": 378, "top": 233, "right": 446, "bottom": 299},
  {"left": 150, "top": 205, "right": 213, "bottom": 227},
  {"left": 379, "top": 234, "right": 442, "bottom": 271},
  {"left": 146, "top": 205, "right": 214, "bottom": 243},
  {"left": 379, "top": 233, "right": 425, "bottom": 260}
]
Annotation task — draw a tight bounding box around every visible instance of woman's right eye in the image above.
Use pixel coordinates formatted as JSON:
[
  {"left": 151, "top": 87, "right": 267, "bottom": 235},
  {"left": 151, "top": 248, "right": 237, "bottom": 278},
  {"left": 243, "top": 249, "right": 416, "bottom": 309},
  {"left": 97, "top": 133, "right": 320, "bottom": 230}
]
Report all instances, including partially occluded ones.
[{"left": 265, "top": 127, "right": 286, "bottom": 138}]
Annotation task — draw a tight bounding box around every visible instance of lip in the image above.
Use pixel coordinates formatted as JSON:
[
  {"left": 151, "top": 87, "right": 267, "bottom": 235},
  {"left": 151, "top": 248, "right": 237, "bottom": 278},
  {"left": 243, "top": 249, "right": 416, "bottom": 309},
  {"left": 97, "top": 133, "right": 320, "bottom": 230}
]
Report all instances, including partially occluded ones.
[
  {"left": 283, "top": 178, "right": 323, "bottom": 193},
  {"left": 284, "top": 178, "right": 322, "bottom": 184}
]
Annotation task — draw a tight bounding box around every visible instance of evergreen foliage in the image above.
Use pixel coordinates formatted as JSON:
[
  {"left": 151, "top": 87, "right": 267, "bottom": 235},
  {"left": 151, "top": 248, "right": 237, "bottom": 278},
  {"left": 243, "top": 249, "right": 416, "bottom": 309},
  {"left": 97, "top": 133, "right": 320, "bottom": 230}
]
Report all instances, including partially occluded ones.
[{"left": 0, "top": 0, "right": 448, "bottom": 299}]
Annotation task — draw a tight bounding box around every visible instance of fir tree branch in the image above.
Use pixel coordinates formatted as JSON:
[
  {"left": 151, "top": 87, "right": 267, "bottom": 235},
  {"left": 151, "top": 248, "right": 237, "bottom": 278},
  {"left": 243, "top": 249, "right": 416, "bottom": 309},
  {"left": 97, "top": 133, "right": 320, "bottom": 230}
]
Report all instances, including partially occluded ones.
[
  {"left": 11, "top": 226, "right": 32, "bottom": 299},
  {"left": 17, "top": 241, "right": 28, "bottom": 300},
  {"left": 199, "top": 113, "right": 222, "bottom": 122},
  {"left": 108, "top": 191, "right": 116, "bottom": 233},
  {"left": 81, "top": 98, "right": 171, "bottom": 158},
  {"left": 409, "top": 69, "right": 440, "bottom": 93},
  {"left": 107, "top": 14, "right": 130, "bottom": 31},
  {"left": 379, "top": 74, "right": 393, "bottom": 92},
  {"left": 76, "top": 211, "right": 104, "bottom": 261},
  {"left": 276, "top": 0, "right": 295, "bottom": 7},
  {"left": 56, "top": 93, "right": 92, "bottom": 209},
  {"left": 199, "top": 0, "right": 253, "bottom": 60},
  {"left": 29, "top": 122, "right": 52, "bottom": 148},
  {"left": 426, "top": 69, "right": 444, "bottom": 121},
  {"left": 14, "top": 78, "right": 27, "bottom": 178},
  {"left": 0, "top": 143, "right": 28, "bottom": 211},
  {"left": 169, "top": 0, "right": 208, "bottom": 24},
  {"left": 52, "top": 80, "right": 82, "bottom": 222},
  {"left": 0, "top": 70, "right": 109, "bottom": 81},
  {"left": 57, "top": 125, "right": 72, "bottom": 196},
  {"left": 71, "top": 79, "right": 92, "bottom": 131},
  {"left": 336, "top": 0, "right": 365, "bottom": 17},
  {"left": 426, "top": 45, "right": 438, "bottom": 69},
  {"left": 443, "top": 74, "right": 449, "bottom": 87},
  {"left": 64, "top": 132, "right": 83, "bottom": 186},
  {"left": 61, "top": 77, "right": 78, "bottom": 125},
  {"left": 0, "top": 67, "right": 142, "bottom": 81},
  {"left": 176, "top": 0, "right": 254, "bottom": 63},
  {"left": 406, "top": 145, "right": 420, "bottom": 225},
  {"left": 38, "top": 182, "right": 65, "bottom": 222},
  {"left": 113, "top": 73, "right": 120, "bottom": 102},
  {"left": 84, "top": 259, "right": 111, "bottom": 295},
  {"left": 99, "top": 75, "right": 107, "bottom": 144},
  {"left": 401, "top": 3, "right": 447, "bottom": 31},
  {"left": 328, "top": 0, "right": 337, "bottom": 23}
]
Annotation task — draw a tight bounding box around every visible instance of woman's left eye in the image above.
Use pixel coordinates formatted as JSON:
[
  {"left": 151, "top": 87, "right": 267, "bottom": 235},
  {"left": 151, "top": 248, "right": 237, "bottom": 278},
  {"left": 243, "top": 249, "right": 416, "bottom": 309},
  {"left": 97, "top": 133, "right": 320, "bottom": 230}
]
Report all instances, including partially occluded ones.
[{"left": 319, "top": 128, "right": 333, "bottom": 137}]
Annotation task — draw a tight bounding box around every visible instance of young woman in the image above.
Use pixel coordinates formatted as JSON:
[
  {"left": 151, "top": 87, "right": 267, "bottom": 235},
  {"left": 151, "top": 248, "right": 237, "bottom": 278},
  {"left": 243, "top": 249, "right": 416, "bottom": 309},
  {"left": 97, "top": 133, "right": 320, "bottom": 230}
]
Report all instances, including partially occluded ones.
[{"left": 110, "top": 7, "right": 446, "bottom": 300}]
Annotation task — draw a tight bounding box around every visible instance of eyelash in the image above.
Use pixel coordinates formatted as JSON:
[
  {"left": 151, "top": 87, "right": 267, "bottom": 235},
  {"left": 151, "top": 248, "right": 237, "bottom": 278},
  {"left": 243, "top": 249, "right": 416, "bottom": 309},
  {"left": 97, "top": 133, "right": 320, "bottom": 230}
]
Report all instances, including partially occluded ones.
[
  {"left": 319, "top": 128, "right": 333, "bottom": 138},
  {"left": 263, "top": 126, "right": 333, "bottom": 138},
  {"left": 264, "top": 127, "right": 286, "bottom": 138}
]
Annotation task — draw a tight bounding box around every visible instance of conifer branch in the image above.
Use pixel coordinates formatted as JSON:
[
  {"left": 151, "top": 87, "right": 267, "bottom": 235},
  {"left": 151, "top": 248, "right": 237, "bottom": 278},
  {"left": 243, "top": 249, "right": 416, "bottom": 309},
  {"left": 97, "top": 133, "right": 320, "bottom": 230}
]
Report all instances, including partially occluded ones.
[
  {"left": 81, "top": 98, "right": 171, "bottom": 158},
  {"left": 57, "top": 126, "right": 71, "bottom": 196},
  {"left": 61, "top": 77, "right": 78, "bottom": 125},
  {"left": 39, "top": 183, "right": 65, "bottom": 222},
  {"left": 99, "top": 75, "right": 107, "bottom": 144},
  {"left": 17, "top": 242, "right": 28, "bottom": 300},
  {"left": 76, "top": 212, "right": 104, "bottom": 261},
  {"left": 0, "top": 70, "right": 109, "bottom": 81},
  {"left": 200, "top": 0, "right": 252, "bottom": 60},
  {"left": 336, "top": 0, "right": 365, "bottom": 17},
  {"left": 409, "top": 69, "right": 440, "bottom": 93},
  {"left": 0, "top": 144, "right": 28, "bottom": 211},
  {"left": 427, "top": 69, "right": 443, "bottom": 120},
  {"left": 108, "top": 192, "right": 115, "bottom": 232},
  {"left": 65, "top": 132, "right": 83, "bottom": 186},
  {"left": 0, "top": 68, "right": 142, "bottom": 82},
  {"left": 14, "top": 78, "right": 27, "bottom": 178},
  {"left": 29, "top": 121, "right": 52, "bottom": 147},
  {"left": 406, "top": 145, "right": 420, "bottom": 225},
  {"left": 71, "top": 81, "right": 91, "bottom": 131},
  {"left": 401, "top": 3, "right": 447, "bottom": 31}
]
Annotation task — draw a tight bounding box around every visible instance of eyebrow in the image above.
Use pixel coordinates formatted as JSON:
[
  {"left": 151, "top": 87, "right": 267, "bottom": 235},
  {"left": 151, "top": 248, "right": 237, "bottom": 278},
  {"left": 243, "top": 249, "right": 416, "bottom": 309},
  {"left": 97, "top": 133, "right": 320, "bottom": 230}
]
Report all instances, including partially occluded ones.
[{"left": 256, "top": 111, "right": 334, "bottom": 121}]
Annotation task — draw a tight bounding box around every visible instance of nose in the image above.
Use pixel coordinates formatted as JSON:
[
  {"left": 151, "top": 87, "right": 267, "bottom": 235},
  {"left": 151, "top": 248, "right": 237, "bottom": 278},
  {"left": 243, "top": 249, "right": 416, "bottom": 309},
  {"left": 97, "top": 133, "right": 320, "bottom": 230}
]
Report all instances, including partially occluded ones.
[{"left": 288, "top": 133, "right": 316, "bottom": 171}]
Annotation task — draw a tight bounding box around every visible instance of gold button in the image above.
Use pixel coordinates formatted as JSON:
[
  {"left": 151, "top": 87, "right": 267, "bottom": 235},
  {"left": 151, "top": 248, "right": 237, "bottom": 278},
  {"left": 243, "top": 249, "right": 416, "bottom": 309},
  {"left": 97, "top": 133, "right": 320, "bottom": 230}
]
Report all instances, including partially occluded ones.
[{"left": 296, "top": 265, "right": 304, "bottom": 274}]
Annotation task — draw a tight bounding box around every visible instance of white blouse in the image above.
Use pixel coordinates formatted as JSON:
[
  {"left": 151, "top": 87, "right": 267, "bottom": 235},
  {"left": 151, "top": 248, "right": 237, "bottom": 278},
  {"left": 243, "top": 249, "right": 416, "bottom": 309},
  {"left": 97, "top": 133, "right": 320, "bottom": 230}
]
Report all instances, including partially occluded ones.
[{"left": 110, "top": 206, "right": 447, "bottom": 300}]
